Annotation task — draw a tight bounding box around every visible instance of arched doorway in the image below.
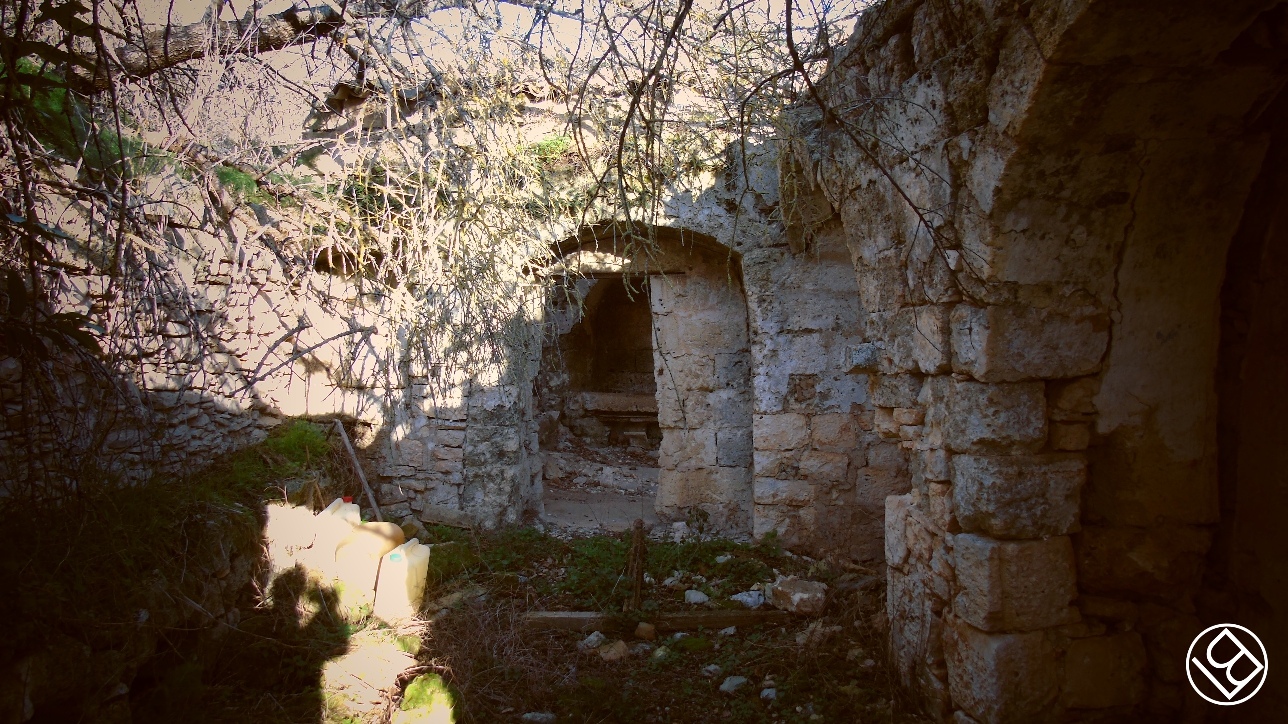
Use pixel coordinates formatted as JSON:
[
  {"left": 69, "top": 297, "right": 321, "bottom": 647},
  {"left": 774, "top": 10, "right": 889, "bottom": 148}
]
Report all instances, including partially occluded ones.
[{"left": 534, "top": 224, "right": 754, "bottom": 537}]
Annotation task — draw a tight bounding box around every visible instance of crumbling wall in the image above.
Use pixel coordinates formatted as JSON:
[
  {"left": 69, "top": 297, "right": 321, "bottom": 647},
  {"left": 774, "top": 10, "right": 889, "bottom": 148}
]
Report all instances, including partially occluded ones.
[
  {"left": 4, "top": 195, "right": 542, "bottom": 530},
  {"left": 797, "top": 0, "right": 1288, "bottom": 720}
]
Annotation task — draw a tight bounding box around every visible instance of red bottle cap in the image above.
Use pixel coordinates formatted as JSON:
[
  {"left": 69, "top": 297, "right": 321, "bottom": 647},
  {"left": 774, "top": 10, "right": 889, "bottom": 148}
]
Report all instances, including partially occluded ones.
[{"left": 342, "top": 496, "right": 353, "bottom": 503}]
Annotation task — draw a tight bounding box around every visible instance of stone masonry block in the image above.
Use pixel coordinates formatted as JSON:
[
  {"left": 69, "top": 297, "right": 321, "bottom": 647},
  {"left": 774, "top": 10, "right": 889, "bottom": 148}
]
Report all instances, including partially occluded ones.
[
  {"left": 886, "top": 493, "right": 913, "bottom": 567},
  {"left": 945, "top": 616, "right": 1061, "bottom": 724},
  {"left": 891, "top": 305, "right": 952, "bottom": 374},
  {"left": 754, "top": 413, "right": 810, "bottom": 451},
  {"left": 952, "top": 454, "right": 1084, "bottom": 539},
  {"left": 922, "top": 448, "right": 951, "bottom": 481},
  {"left": 871, "top": 374, "right": 922, "bottom": 407},
  {"left": 810, "top": 413, "right": 859, "bottom": 451},
  {"left": 754, "top": 477, "right": 812, "bottom": 506},
  {"left": 660, "top": 428, "right": 718, "bottom": 471},
  {"left": 716, "top": 428, "right": 753, "bottom": 467},
  {"left": 953, "top": 533, "right": 1079, "bottom": 632},
  {"left": 943, "top": 380, "right": 1047, "bottom": 453},
  {"left": 799, "top": 450, "right": 849, "bottom": 483},
  {"left": 950, "top": 304, "right": 1109, "bottom": 382},
  {"left": 1062, "top": 632, "right": 1147, "bottom": 710},
  {"left": 754, "top": 449, "right": 799, "bottom": 478}
]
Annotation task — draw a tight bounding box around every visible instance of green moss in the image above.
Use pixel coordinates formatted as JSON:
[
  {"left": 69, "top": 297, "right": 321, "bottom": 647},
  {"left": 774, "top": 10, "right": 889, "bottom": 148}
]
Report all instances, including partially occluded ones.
[{"left": 400, "top": 672, "right": 455, "bottom": 713}]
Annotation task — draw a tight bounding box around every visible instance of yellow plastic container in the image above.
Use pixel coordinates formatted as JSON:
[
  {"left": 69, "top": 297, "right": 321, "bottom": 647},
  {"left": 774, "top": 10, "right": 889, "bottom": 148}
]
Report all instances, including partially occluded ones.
[{"left": 374, "top": 538, "right": 431, "bottom": 622}]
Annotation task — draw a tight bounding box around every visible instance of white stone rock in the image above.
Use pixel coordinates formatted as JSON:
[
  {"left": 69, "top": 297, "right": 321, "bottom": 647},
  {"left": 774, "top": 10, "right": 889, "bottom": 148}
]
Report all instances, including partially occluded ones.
[
  {"left": 702, "top": 663, "right": 723, "bottom": 677},
  {"left": 760, "top": 687, "right": 778, "bottom": 701},
  {"left": 719, "top": 676, "right": 750, "bottom": 694},
  {"left": 684, "top": 589, "right": 710, "bottom": 605},
  {"left": 731, "top": 590, "right": 765, "bottom": 608},
  {"left": 578, "top": 631, "right": 607, "bottom": 651}
]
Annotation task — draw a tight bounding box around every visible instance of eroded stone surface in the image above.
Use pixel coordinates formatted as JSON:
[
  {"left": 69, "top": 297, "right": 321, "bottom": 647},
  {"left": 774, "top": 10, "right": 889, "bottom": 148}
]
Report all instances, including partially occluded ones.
[
  {"left": 952, "top": 454, "right": 1084, "bottom": 539},
  {"left": 952, "top": 533, "right": 1079, "bottom": 632}
]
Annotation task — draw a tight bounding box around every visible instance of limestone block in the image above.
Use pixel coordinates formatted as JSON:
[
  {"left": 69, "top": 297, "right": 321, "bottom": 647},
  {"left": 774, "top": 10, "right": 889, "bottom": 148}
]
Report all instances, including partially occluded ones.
[
  {"left": 888, "top": 566, "right": 947, "bottom": 688},
  {"left": 432, "top": 443, "right": 464, "bottom": 463},
  {"left": 754, "top": 413, "right": 810, "bottom": 450},
  {"left": 437, "top": 429, "right": 466, "bottom": 447},
  {"left": 754, "top": 477, "right": 812, "bottom": 506},
  {"left": 894, "top": 407, "right": 925, "bottom": 425},
  {"left": 713, "top": 352, "right": 750, "bottom": 387},
  {"left": 799, "top": 450, "right": 849, "bottom": 483},
  {"left": 753, "top": 449, "right": 798, "bottom": 478},
  {"left": 1049, "top": 422, "right": 1090, "bottom": 451},
  {"left": 923, "top": 448, "right": 951, "bottom": 482},
  {"left": 950, "top": 304, "right": 1109, "bottom": 382},
  {"left": 941, "top": 380, "right": 1046, "bottom": 453},
  {"left": 871, "top": 373, "right": 923, "bottom": 408},
  {"left": 953, "top": 534, "right": 1079, "bottom": 632},
  {"left": 952, "top": 454, "right": 1083, "bottom": 538},
  {"left": 886, "top": 493, "right": 913, "bottom": 567},
  {"left": 378, "top": 483, "right": 408, "bottom": 505},
  {"left": 927, "top": 482, "right": 956, "bottom": 532},
  {"left": 874, "top": 407, "right": 900, "bottom": 438},
  {"left": 1049, "top": 378, "right": 1098, "bottom": 420},
  {"left": 944, "top": 616, "right": 1061, "bottom": 724},
  {"left": 1062, "top": 633, "right": 1147, "bottom": 709},
  {"left": 895, "top": 305, "right": 952, "bottom": 374},
  {"left": 661, "top": 428, "right": 718, "bottom": 471},
  {"left": 715, "top": 428, "right": 753, "bottom": 467},
  {"left": 382, "top": 501, "right": 413, "bottom": 520},
  {"left": 810, "top": 413, "right": 859, "bottom": 451}
]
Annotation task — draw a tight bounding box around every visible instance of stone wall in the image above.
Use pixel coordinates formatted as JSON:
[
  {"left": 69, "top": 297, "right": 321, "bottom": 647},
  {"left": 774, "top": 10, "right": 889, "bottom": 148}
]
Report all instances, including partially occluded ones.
[
  {"left": 743, "top": 222, "right": 898, "bottom": 561},
  {"left": 3, "top": 191, "right": 542, "bottom": 530},
  {"left": 651, "top": 255, "right": 754, "bottom": 533},
  {"left": 796, "top": 0, "right": 1288, "bottom": 720}
]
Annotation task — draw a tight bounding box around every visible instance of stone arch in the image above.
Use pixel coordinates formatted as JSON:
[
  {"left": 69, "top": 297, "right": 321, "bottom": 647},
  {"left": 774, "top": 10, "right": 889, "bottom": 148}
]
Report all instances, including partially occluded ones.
[
  {"left": 536, "top": 222, "right": 756, "bottom": 536},
  {"left": 812, "top": 0, "right": 1288, "bottom": 719}
]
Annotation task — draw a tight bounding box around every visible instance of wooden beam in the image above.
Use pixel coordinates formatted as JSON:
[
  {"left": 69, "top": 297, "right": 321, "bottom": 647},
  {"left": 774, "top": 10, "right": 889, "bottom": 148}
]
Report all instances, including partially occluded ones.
[{"left": 524, "top": 609, "right": 792, "bottom": 633}]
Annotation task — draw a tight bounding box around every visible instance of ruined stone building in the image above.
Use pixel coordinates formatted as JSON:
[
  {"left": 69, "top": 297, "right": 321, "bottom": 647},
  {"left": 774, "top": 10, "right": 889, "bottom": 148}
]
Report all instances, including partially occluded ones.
[{"left": 3, "top": 0, "right": 1286, "bottom": 721}]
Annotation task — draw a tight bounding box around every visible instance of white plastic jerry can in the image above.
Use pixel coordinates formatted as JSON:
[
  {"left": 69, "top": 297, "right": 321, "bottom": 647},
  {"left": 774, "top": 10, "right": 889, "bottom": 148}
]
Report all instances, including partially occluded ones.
[
  {"left": 373, "top": 538, "right": 431, "bottom": 622},
  {"left": 334, "top": 521, "right": 406, "bottom": 615},
  {"left": 309, "top": 498, "right": 361, "bottom": 578}
]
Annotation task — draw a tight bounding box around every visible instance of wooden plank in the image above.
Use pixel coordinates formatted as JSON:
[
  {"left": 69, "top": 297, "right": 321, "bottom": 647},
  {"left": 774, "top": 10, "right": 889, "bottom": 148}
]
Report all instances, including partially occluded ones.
[{"left": 524, "top": 609, "right": 792, "bottom": 633}]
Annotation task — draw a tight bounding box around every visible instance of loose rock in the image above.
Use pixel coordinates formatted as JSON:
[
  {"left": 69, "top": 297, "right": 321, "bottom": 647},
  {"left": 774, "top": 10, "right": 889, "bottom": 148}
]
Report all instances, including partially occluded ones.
[
  {"left": 719, "top": 676, "right": 749, "bottom": 694},
  {"left": 684, "top": 589, "right": 710, "bottom": 604},
  {"left": 768, "top": 576, "right": 828, "bottom": 616},
  {"left": 635, "top": 622, "right": 657, "bottom": 641},
  {"left": 522, "top": 713, "right": 557, "bottom": 724},
  {"left": 730, "top": 590, "right": 765, "bottom": 608},
  {"left": 718, "top": 626, "right": 737, "bottom": 636},
  {"left": 597, "top": 640, "right": 629, "bottom": 662},
  {"left": 760, "top": 687, "right": 778, "bottom": 701},
  {"left": 578, "top": 631, "right": 607, "bottom": 651},
  {"left": 702, "top": 663, "right": 723, "bottom": 678}
]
